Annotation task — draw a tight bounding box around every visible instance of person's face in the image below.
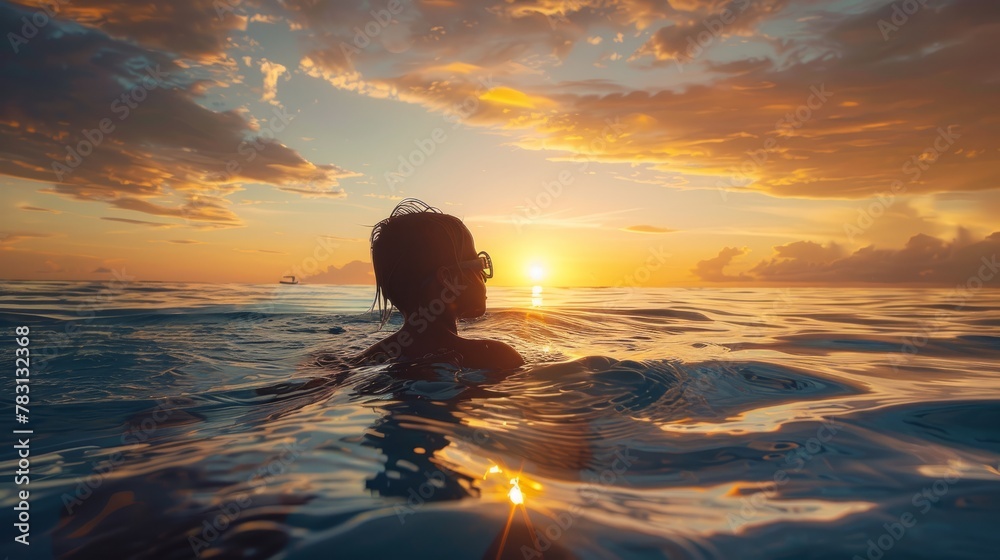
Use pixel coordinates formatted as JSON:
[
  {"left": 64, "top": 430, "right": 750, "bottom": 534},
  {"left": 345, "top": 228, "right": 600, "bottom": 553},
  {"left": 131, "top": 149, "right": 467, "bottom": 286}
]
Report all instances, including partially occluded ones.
[{"left": 439, "top": 227, "right": 487, "bottom": 319}]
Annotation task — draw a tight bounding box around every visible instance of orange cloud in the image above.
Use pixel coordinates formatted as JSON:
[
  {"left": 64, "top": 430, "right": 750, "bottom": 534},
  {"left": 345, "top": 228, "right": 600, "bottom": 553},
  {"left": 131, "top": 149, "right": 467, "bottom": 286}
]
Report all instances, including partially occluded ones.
[
  {"left": 100, "top": 217, "right": 180, "bottom": 228},
  {"left": 622, "top": 225, "right": 676, "bottom": 234},
  {"left": 297, "top": 0, "right": 999, "bottom": 200},
  {"left": 478, "top": 87, "right": 555, "bottom": 110}
]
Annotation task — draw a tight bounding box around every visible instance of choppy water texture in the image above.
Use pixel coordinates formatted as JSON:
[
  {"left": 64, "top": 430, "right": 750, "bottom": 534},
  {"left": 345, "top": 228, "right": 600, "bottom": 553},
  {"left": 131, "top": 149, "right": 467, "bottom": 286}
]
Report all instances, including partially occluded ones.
[{"left": 1, "top": 281, "right": 999, "bottom": 559}]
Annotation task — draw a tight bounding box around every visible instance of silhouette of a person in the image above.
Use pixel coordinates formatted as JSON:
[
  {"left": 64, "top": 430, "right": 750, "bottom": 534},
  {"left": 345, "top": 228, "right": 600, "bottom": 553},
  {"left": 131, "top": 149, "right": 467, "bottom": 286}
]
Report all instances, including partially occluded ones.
[{"left": 353, "top": 199, "right": 524, "bottom": 370}]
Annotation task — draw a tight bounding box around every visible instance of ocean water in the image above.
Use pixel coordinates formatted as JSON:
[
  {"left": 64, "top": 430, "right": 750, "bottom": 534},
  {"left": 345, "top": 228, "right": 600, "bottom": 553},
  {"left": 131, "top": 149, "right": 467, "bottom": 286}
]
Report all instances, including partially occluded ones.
[{"left": 1, "top": 281, "right": 999, "bottom": 559}]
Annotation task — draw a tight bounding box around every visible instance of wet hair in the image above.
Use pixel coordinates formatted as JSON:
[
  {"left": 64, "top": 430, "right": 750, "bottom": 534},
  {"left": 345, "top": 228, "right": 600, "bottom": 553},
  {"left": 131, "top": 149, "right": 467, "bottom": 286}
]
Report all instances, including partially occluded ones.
[{"left": 369, "top": 198, "right": 472, "bottom": 329}]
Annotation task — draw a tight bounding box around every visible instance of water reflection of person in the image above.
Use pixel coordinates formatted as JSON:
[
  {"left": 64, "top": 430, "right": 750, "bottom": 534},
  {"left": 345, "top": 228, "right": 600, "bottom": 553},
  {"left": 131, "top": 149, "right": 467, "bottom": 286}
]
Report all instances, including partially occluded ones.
[
  {"left": 348, "top": 359, "right": 575, "bottom": 559},
  {"left": 354, "top": 358, "right": 484, "bottom": 503}
]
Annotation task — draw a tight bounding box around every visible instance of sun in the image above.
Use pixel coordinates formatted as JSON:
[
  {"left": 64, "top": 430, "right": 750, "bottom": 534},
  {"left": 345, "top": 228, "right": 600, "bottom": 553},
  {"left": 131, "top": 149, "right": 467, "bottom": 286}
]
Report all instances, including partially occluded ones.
[{"left": 528, "top": 264, "right": 545, "bottom": 283}]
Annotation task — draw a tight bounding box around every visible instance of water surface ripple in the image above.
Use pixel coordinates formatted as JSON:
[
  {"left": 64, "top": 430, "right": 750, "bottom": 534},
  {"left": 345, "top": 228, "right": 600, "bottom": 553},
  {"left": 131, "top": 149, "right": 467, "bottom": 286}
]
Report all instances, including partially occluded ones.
[{"left": 1, "top": 282, "right": 998, "bottom": 559}]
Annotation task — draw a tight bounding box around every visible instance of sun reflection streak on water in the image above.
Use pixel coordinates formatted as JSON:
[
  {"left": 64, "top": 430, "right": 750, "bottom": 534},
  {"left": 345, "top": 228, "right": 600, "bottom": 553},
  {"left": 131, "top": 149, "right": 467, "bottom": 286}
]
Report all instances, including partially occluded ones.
[
  {"left": 508, "top": 477, "right": 524, "bottom": 505},
  {"left": 531, "top": 285, "right": 543, "bottom": 307}
]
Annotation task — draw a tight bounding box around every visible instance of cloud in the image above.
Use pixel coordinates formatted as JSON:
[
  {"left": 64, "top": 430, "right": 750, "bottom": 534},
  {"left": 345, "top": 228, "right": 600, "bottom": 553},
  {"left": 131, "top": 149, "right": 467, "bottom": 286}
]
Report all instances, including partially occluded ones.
[
  {"left": 467, "top": 208, "right": 638, "bottom": 229},
  {"left": 36, "top": 259, "right": 63, "bottom": 273},
  {"left": 100, "top": 217, "right": 178, "bottom": 228},
  {"left": 286, "top": 0, "right": 583, "bottom": 71},
  {"left": 767, "top": 240, "right": 846, "bottom": 262},
  {"left": 694, "top": 230, "right": 1000, "bottom": 284},
  {"left": 149, "top": 239, "right": 206, "bottom": 244},
  {"left": 318, "top": 235, "right": 364, "bottom": 242},
  {"left": 259, "top": 58, "right": 288, "bottom": 104},
  {"left": 622, "top": 225, "right": 676, "bottom": 234},
  {"left": 748, "top": 231, "right": 1000, "bottom": 284},
  {"left": 705, "top": 57, "right": 774, "bottom": 75},
  {"left": 18, "top": 205, "right": 61, "bottom": 214},
  {"left": 14, "top": 0, "right": 249, "bottom": 61},
  {"left": 6, "top": 0, "right": 1000, "bottom": 263},
  {"left": 846, "top": 200, "right": 950, "bottom": 248},
  {"left": 238, "top": 199, "right": 289, "bottom": 205},
  {"left": 0, "top": 247, "right": 125, "bottom": 280},
  {"left": 692, "top": 246, "right": 752, "bottom": 282},
  {"left": 275, "top": 186, "right": 350, "bottom": 198},
  {"left": 0, "top": 232, "right": 53, "bottom": 245},
  {"left": 549, "top": 79, "right": 631, "bottom": 94},
  {"left": 92, "top": 266, "right": 112, "bottom": 273},
  {"left": 296, "top": 0, "right": 1000, "bottom": 200},
  {"left": 234, "top": 248, "right": 286, "bottom": 254},
  {"left": 632, "top": 0, "right": 791, "bottom": 64},
  {"left": 0, "top": 3, "right": 355, "bottom": 226},
  {"left": 103, "top": 197, "right": 242, "bottom": 225},
  {"left": 306, "top": 260, "right": 375, "bottom": 284}
]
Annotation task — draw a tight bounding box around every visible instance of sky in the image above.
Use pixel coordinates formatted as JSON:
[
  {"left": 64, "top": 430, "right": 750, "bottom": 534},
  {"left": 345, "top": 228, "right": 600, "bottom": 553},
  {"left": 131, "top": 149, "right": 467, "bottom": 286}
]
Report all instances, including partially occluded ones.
[{"left": 1, "top": 0, "right": 998, "bottom": 287}]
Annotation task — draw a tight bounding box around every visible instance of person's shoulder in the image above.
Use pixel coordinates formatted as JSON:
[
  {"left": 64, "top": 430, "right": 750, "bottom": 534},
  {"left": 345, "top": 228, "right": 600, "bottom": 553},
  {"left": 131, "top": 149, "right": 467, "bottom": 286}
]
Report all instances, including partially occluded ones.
[
  {"left": 465, "top": 338, "right": 524, "bottom": 369},
  {"left": 351, "top": 338, "right": 394, "bottom": 365}
]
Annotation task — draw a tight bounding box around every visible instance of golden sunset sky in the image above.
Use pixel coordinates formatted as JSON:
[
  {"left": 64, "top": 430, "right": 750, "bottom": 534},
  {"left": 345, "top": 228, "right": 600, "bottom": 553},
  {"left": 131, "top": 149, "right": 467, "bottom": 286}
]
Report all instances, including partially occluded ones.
[{"left": 1, "top": 0, "right": 998, "bottom": 287}]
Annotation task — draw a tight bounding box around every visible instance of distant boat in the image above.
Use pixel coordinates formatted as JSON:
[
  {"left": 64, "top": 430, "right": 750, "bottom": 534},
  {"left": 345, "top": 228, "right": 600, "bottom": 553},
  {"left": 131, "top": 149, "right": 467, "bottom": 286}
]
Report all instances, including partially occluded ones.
[{"left": 279, "top": 275, "right": 299, "bottom": 285}]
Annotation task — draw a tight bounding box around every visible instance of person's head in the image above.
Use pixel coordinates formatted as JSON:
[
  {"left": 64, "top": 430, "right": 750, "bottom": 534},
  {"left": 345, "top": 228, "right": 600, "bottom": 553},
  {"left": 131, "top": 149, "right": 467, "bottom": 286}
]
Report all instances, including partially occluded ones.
[{"left": 369, "top": 199, "right": 492, "bottom": 328}]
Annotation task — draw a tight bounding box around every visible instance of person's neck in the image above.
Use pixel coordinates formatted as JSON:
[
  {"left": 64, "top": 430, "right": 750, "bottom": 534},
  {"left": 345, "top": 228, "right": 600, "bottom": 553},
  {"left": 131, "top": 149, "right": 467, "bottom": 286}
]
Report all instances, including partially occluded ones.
[{"left": 399, "top": 309, "right": 459, "bottom": 337}]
